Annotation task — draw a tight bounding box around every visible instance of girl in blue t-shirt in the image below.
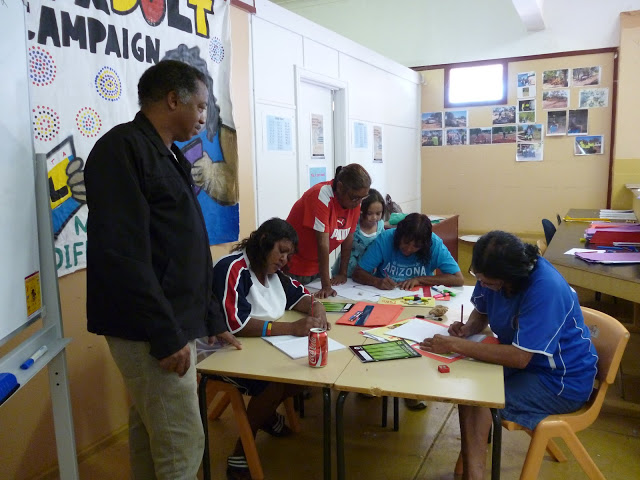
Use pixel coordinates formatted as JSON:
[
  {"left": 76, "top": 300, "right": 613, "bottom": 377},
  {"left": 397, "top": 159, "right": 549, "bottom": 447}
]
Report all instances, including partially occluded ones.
[
  {"left": 419, "top": 231, "right": 597, "bottom": 480},
  {"left": 332, "top": 188, "right": 385, "bottom": 277}
]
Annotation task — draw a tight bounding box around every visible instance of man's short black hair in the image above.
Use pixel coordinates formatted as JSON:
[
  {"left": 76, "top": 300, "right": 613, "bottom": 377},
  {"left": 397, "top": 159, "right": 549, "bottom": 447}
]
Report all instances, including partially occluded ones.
[{"left": 138, "top": 60, "right": 207, "bottom": 108}]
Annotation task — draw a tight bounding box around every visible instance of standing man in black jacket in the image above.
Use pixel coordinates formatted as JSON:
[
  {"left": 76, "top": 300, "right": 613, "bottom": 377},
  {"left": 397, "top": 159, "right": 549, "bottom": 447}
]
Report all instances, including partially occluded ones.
[{"left": 85, "top": 60, "right": 241, "bottom": 480}]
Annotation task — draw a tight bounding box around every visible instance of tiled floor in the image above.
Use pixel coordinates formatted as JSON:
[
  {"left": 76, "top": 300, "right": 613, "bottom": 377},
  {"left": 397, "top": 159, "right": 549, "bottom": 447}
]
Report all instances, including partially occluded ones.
[{"left": 74, "top": 385, "right": 640, "bottom": 480}]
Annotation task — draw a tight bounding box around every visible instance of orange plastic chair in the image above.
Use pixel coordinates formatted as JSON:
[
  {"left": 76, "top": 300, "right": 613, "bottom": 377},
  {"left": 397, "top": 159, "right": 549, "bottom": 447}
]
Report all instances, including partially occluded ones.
[
  {"left": 205, "top": 380, "right": 300, "bottom": 480},
  {"left": 502, "top": 306, "right": 630, "bottom": 479}
]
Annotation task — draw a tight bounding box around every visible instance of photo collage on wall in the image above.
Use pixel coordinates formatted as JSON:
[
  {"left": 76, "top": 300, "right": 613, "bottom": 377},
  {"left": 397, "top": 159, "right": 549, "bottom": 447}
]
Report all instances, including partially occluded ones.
[
  {"left": 421, "top": 64, "right": 606, "bottom": 158},
  {"left": 540, "top": 66, "right": 605, "bottom": 155}
]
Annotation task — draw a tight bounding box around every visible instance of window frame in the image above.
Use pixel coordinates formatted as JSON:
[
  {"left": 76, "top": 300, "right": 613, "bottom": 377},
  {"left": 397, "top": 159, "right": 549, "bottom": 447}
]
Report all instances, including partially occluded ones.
[{"left": 444, "top": 59, "right": 508, "bottom": 108}]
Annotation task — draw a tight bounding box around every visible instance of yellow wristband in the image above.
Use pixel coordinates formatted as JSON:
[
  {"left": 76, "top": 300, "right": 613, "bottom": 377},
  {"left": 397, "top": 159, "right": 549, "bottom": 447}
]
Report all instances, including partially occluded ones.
[{"left": 266, "top": 321, "right": 273, "bottom": 336}]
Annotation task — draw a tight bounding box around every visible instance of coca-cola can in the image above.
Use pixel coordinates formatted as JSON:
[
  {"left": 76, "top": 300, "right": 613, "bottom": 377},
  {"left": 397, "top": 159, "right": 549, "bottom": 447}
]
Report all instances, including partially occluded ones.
[{"left": 308, "top": 328, "right": 328, "bottom": 367}]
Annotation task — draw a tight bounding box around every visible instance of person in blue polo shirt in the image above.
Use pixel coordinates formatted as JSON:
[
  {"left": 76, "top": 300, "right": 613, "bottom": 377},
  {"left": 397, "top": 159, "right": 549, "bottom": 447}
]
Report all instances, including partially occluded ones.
[
  {"left": 352, "top": 212, "right": 464, "bottom": 290},
  {"left": 419, "top": 230, "right": 598, "bottom": 480}
]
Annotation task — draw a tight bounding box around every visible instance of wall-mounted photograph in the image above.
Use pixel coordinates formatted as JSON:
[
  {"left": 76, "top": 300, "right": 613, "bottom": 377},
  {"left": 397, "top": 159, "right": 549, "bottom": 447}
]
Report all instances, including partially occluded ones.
[
  {"left": 546, "top": 110, "right": 567, "bottom": 136},
  {"left": 469, "top": 127, "right": 492, "bottom": 145},
  {"left": 518, "top": 99, "right": 535, "bottom": 112},
  {"left": 579, "top": 88, "right": 609, "bottom": 108},
  {"left": 491, "top": 126, "right": 517, "bottom": 143},
  {"left": 421, "top": 112, "right": 443, "bottom": 130},
  {"left": 542, "top": 69, "right": 569, "bottom": 88},
  {"left": 445, "top": 128, "right": 468, "bottom": 145},
  {"left": 517, "top": 71, "right": 536, "bottom": 87},
  {"left": 568, "top": 109, "right": 589, "bottom": 135},
  {"left": 421, "top": 129, "right": 442, "bottom": 147},
  {"left": 492, "top": 106, "right": 516, "bottom": 125},
  {"left": 516, "top": 143, "right": 543, "bottom": 162},
  {"left": 517, "top": 124, "right": 543, "bottom": 142},
  {"left": 542, "top": 89, "right": 569, "bottom": 109},
  {"left": 572, "top": 66, "right": 601, "bottom": 86},
  {"left": 444, "top": 110, "right": 468, "bottom": 128},
  {"left": 574, "top": 135, "right": 604, "bottom": 155},
  {"left": 518, "top": 85, "right": 536, "bottom": 98},
  {"left": 518, "top": 111, "right": 535, "bottom": 123}
]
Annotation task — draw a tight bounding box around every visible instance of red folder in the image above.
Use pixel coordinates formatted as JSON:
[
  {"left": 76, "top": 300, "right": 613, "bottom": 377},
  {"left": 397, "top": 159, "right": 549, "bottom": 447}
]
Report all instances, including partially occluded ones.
[{"left": 336, "top": 302, "right": 404, "bottom": 327}]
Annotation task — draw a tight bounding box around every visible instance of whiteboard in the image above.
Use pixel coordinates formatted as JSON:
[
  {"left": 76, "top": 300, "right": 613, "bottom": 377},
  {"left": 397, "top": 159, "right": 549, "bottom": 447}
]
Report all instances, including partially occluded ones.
[{"left": 0, "top": 1, "right": 42, "bottom": 343}]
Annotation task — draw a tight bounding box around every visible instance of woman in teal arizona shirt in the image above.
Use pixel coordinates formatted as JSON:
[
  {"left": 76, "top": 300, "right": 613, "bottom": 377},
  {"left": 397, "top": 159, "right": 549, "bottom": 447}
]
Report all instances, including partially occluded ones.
[{"left": 352, "top": 213, "right": 464, "bottom": 290}]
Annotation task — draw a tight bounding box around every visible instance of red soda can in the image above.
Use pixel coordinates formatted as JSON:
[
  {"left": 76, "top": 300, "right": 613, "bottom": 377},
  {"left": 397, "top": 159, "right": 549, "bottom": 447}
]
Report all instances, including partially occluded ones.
[{"left": 308, "top": 328, "right": 328, "bottom": 367}]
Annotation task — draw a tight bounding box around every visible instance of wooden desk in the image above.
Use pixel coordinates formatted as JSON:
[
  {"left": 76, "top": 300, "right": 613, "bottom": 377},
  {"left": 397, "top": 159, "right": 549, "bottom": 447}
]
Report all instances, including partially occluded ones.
[
  {"left": 332, "top": 287, "right": 505, "bottom": 480},
  {"left": 196, "top": 310, "right": 365, "bottom": 480},
  {"left": 545, "top": 209, "right": 640, "bottom": 331}
]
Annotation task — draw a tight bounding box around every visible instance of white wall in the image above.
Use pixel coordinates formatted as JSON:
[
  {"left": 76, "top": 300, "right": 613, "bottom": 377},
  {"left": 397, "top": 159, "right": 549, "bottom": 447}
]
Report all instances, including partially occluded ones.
[
  {"left": 273, "top": 0, "right": 640, "bottom": 66},
  {"left": 252, "top": 0, "right": 421, "bottom": 225}
]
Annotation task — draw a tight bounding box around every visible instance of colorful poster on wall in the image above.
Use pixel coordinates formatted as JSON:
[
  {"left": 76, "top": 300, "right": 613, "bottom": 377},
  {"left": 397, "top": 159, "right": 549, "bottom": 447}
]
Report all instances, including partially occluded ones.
[
  {"left": 373, "top": 125, "right": 383, "bottom": 163},
  {"left": 492, "top": 106, "right": 516, "bottom": 125},
  {"left": 542, "top": 90, "right": 569, "bottom": 109},
  {"left": 266, "top": 115, "right": 293, "bottom": 151},
  {"left": 542, "top": 69, "right": 569, "bottom": 88},
  {"left": 421, "top": 112, "right": 443, "bottom": 130},
  {"left": 469, "top": 128, "right": 492, "bottom": 145},
  {"left": 444, "top": 110, "right": 468, "bottom": 128},
  {"left": 574, "top": 135, "right": 604, "bottom": 155},
  {"left": 568, "top": 109, "right": 589, "bottom": 135},
  {"left": 309, "top": 166, "right": 327, "bottom": 187},
  {"left": 421, "top": 129, "right": 442, "bottom": 147},
  {"left": 491, "top": 126, "right": 517, "bottom": 144},
  {"left": 26, "top": 0, "right": 239, "bottom": 276},
  {"left": 572, "top": 67, "right": 601, "bottom": 87},
  {"left": 516, "top": 143, "right": 543, "bottom": 162},
  {"left": 311, "top": 113, "right": 325, "bottom": 159},
  {"left": 579, "top": 88, "right": 609, "bottom": 108},
  {"left": 517, "top": 71, "right": 536, "bottom": 98},
  {"left": 445, "top": 128, "right": 467, "bottom": 145},
  {"left": 546, "top": 111, "right": 568, "bottom": 136},
  {"left": 353, "top": 122, "right": 368, "bottom": 149}
]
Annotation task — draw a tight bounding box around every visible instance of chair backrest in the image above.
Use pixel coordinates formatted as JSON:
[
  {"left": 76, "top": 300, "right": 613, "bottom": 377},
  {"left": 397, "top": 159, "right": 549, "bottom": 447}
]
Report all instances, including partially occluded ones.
[
  {"left": 581, "top": 306, "right": 630, "bottom": 386},
  {"left": 541, "top": 218, "right": 557, "bottom": 246},
  {"left": 567, "top": 307, "right": 630, "bottom": 431}
]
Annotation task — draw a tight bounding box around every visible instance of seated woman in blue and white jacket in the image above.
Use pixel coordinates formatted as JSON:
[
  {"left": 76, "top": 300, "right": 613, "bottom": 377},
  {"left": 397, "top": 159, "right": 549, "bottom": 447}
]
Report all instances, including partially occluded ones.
[{"left": 208, "top": 218, "right": 329, "bottom": 480}]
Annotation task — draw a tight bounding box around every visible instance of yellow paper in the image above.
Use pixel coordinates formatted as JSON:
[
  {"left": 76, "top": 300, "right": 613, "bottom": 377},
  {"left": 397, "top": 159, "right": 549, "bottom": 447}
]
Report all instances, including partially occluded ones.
[
  {"left": 25, "top": 271, "right": 42, "bottom": 318},
  {"left": 378, "top": 296, "right": 436, "bottom": 307}
]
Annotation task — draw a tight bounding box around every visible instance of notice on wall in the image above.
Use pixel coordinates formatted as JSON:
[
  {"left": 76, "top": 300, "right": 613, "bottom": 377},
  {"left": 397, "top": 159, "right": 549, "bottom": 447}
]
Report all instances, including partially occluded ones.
[
  {"left": 373, "top": 125, "right": 383, "bottom": 163},
  {"left": 266, "top": 115, "right": 293, "bottom": 151},
  {"left": 311, "top": 113, "right": 325, "bottom": 158},
  {"left": 309, "top": 166, "right": 327, "bottom": 187},
  {"left": 353, "top": 121, "right": 368, "bottom": 149}
]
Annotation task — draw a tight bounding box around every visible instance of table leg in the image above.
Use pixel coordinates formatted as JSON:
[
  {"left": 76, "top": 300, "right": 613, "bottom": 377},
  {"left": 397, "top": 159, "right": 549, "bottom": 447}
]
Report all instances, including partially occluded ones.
[
  {"left": 323, "top": 387, "right": 331, "bottom": 480},
  {"left": 490, "top": 408, "right": 501, "bottom": 480},
  {"left": 198, "top": 375, "right": 211, "bottom": 480},
  {"left": 336, "top": 391, "right": 349, "bottom": 480},
  {"left": 393, "top": 397, "right": 399, "bottom": 432},
  {"left": 381, "top": 396, "right": 388, "bottom": 427}
]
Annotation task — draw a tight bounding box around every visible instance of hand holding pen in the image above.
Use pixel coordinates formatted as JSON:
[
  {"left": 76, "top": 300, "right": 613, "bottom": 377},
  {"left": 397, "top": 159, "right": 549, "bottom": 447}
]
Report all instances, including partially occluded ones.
[
  {"left": 378, "top": 269, "right": 397, "bottom": 290},
  {"left": 448, "top": 305, "right": 467, "bottom": 337}
]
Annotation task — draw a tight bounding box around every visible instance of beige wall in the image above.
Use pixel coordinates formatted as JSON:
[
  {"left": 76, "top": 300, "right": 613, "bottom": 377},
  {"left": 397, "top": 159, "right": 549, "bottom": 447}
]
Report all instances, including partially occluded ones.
[
  {"left": 0, "top": 7, "right": 255, "bottom": 479},
  {"left": 612, "top": 11, "right": 640, "bottom": 208},
  {"left": 421, "top": 52, "right": 615, "bottom": 238}
]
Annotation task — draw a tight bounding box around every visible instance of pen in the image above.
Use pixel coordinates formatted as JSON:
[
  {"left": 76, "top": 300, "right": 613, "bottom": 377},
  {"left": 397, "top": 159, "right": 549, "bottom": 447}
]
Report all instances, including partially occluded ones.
[
  {"left": 460, "top": 305, "right": 464, "bottom": 326},
  {"left": 20, "top": 345, "right": 48, "bottom": 370},
  {"left": 442, "top": 289, "right": 457, "bottom": 297},
  {"left": 431, "top": 286, "right": 444, "bottom": 295}
]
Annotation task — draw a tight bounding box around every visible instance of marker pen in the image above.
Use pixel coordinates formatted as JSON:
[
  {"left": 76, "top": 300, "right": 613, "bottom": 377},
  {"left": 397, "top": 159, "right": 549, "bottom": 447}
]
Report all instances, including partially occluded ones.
[{"left": 20, "top": 345, "right": 48, "bottom": 370}]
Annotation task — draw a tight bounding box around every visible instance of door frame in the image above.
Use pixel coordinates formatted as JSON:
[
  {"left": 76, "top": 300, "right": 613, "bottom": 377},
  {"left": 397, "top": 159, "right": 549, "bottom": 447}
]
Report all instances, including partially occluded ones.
[{"left": 294, "top": 66, "right": 349, "bottom": 197}]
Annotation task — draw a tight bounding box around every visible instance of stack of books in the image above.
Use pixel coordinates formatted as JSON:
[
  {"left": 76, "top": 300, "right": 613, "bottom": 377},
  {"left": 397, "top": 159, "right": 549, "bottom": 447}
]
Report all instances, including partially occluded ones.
[
  {"left": 599, "top": 209, "right": 638, "bottom": 221},
  {"left": 584, "top": 223, "right": 640, "bottom": 247}
]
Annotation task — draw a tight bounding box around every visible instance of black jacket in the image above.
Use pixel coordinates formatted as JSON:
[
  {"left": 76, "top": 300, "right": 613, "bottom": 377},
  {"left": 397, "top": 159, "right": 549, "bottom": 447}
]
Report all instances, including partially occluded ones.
[{"left": 85, "top": 112, "right": 226, "bottom": 359}]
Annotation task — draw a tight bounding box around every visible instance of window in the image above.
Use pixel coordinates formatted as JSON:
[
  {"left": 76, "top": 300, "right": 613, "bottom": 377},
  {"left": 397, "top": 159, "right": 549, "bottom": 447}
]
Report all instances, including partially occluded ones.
[{"left": 444, "top": 61, "right": 507, "bottom": 108}]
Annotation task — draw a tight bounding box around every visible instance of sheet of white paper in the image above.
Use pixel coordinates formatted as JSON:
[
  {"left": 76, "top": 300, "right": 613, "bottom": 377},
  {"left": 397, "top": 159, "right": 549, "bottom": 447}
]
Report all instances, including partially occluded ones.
[
  {"left": 389, "top": 318, "right": 487, "bottom": 344},
  {"left": 388, "top": 318, "right": 449, "bottom": 343},
  {"left": 353, "top": 284, "right": 423, "bottom": 299},
  {"left": 306, "top": 278, "right": 381, "bottom": 301},
  {"left": 564, "top": 248, "right": 603, "bottom": 255},
  {"left": 263, "top": 335, "right": 346, "bottom": 359}
]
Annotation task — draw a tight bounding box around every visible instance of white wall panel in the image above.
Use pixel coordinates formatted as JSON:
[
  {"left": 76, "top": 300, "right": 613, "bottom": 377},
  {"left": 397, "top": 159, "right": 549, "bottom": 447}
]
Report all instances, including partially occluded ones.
[
  {"left": 252, "top": 17, "right": 303, "bottom": 106},
  {"left": 340, "top": 54, "right": 419, "bottom": 129},
  {"left": 303, "top": 38, "right": 340, "bottom": 79}
]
